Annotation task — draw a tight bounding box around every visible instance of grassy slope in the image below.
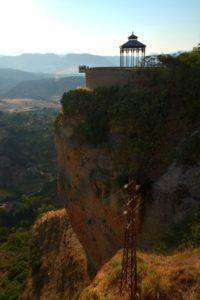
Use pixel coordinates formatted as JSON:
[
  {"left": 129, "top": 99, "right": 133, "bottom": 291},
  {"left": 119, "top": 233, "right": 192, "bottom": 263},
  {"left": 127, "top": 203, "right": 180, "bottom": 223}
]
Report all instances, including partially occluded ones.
[{"left": 81, "top": 249, "right": 200, "bottom": 300}]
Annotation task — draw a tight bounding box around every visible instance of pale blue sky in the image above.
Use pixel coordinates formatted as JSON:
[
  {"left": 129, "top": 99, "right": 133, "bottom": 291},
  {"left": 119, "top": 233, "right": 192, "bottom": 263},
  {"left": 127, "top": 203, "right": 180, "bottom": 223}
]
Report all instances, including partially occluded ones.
[{"left": 0, "top": 0, "right": 199, "bottom": 55}]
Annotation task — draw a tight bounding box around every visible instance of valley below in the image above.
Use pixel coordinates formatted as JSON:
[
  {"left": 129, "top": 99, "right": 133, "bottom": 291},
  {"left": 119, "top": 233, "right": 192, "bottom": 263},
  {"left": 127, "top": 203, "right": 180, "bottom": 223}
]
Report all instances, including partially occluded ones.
[
  {"left": 0, "top": 98, "right": 60, "bottom": 113},
  {"left": 0, "top": 49, "right": 199, "bottom": 300}
]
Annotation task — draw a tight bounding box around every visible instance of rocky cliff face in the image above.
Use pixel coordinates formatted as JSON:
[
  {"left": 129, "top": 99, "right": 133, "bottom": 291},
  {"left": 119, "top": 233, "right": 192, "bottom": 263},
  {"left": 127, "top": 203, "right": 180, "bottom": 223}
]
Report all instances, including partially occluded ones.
[
  {"left": 139, "top": 162, "right": 200, "bottom": 249},
  {"left": 22, "top": 209, "right": 89, "bottom": 300},
  {"left": 55, "top": 126, "right": 128, "bottom": 272},
  {"left": 55, "top": 118, "right": 199, "bottom": 272}
]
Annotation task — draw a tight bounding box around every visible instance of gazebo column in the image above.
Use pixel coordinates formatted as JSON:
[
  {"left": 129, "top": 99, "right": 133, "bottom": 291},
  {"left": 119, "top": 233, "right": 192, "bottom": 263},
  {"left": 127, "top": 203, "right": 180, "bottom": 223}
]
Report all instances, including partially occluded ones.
[
  {"left": 139, "top": 49, "right": 141, "bottom": 67},
  {"left": 131, "top": 49, "right": 133, "bottom": 67},
  {"left": 139, "top": 49, "right": 141, "bottom": 66},
  {"left": 137, "top": 49, "right": 139, "bottom": 67},
  {"left": 135, "top": 49, "right": 137, "bottom": 67},
  {"left": 120, "top": 48, "right": 123, "bottom": 67},
  {"left": 142, "top": 48, "right": 145, "bottom": 67},
  {"left": 128, "top": 49, "right": 130, "bottom": 67},
  {"left": 121, "top": 49, "right": 125, "bottom": 68},
  {"left": 124, "top": 50, "right": 126, "bottom": 67}
]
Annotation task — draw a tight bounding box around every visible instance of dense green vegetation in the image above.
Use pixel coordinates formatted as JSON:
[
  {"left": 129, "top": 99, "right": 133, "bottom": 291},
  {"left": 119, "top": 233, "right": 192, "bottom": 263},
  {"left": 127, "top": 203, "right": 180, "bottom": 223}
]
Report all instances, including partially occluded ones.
[
  {"left": 0, "top": 110, "right": 59, "bottom": 300},
  {"left": 60, "top": 49, "right": 200, "bottom": 172},
  {"left": 61, "top": 79, "right": 169, "bottom": 151},
  {"left": 0, "top": 110, "right": 57, "bottom": 195},
  {"left": 0, "top": 231, "right": 30, "bottom": 300},
  {"left": 0, "top": 190, "right": 58, "bottom": 300},
  {"left": 156, "top": 209, "right": 200, "bottom": 253}
]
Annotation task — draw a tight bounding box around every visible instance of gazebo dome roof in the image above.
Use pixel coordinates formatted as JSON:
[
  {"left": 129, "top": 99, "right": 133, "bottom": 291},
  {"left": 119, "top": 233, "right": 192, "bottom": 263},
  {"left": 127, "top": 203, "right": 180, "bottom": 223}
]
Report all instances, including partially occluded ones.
[
  {"left": 128, "top": 33, "right": 138, "bottom": 40},
  {"left": 121, "top": 33, "right": 146, "bottom": 49}
]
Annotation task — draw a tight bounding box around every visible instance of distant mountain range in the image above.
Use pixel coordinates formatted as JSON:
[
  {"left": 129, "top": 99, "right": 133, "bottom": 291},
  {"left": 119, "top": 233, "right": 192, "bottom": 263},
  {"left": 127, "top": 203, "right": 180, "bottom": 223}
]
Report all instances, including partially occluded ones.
[
  {"left": 0, "top": 53, "right": 119, "bottom": 74},
  {"left": 0, "top": 68, "right": 50, "bottom": 95},
  {"left": 0, "top": 68, "right": 85, "bottom": 100},
  {"left": 2, "top": 76, "right": 85, "bottom": 100},
  {"left": 0, "top": 53, "right": 118, "bottom": 100}
]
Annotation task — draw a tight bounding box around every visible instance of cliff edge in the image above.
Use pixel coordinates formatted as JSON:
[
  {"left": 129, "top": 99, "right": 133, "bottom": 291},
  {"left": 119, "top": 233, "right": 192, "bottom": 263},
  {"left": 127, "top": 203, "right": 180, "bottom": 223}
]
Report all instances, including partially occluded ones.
[{"left": 22, "top": 209, "right": 89, "bottom": 300}]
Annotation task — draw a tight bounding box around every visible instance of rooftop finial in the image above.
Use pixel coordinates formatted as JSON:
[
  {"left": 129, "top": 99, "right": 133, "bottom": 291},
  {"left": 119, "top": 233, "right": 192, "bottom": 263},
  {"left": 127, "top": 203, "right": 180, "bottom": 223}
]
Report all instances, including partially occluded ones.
[{"left": 128, "top": 32, "right": 138, "bottom": 40}]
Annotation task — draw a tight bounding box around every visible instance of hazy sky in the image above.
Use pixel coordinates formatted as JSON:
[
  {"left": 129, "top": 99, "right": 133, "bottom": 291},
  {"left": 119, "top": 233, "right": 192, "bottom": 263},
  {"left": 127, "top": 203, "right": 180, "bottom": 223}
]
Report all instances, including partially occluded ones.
[{"left": 0, "top": 0, "right": 199, "bottom": 55}]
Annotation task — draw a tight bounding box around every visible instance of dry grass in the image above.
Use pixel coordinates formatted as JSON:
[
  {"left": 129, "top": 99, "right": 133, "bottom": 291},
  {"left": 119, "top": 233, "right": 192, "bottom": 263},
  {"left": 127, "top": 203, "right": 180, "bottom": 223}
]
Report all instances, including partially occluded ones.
[{"left": 80, "top": 249, "right": 200, "bottom": 300}]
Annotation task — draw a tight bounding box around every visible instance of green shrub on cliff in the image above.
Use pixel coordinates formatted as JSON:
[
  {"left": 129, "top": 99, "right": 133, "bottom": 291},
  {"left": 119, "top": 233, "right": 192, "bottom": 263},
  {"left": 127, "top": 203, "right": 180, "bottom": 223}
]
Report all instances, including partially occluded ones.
[
  {"left": 177, "top": 130, "right": 200, "bottom": 166},
  {"left": 77, "top": 110, "right": 109, "bottom": 145},
  {"left": 60, "top": 84, "right": 168, "bottom": 152},
  {"left": 60, "top": 51, "right": 200, "bottom": 167},
  {"left": 155, "top": 209, "right": 200, "bottom": 254},
  {"left": 0, "top": 231, "right": 30, "bottom": 300}
]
